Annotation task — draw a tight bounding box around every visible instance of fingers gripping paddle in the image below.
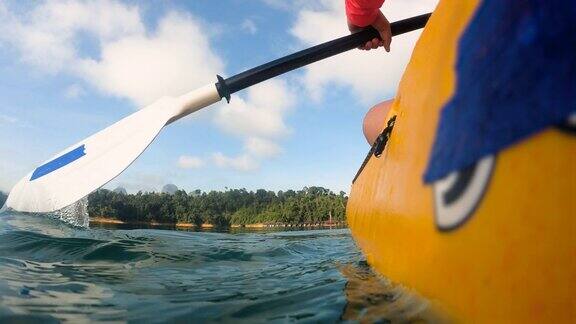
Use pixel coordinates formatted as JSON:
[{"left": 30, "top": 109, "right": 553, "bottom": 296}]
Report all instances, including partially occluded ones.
[{"left": 5, "top": 13, "right": 430, "bottom": 213}]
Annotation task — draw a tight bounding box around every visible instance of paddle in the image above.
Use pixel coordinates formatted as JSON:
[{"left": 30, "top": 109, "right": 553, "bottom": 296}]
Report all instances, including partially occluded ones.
[{"left": 4, "top": 13, "right": 431, "bottom": 213}]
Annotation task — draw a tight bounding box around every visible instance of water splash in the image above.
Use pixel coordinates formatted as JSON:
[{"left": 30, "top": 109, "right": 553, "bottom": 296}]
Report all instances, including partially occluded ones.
[
  {"left": 0, "top": 196, "right": 89, "bottom": 228},
  {"left": 48, "top": 197, "right": 90, "bottom": 228}
]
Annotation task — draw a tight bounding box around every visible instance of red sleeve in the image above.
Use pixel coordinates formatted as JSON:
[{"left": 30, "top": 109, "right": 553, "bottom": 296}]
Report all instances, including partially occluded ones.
[{"left": 345, "top": 0, "right": 385, "bottom": 27}]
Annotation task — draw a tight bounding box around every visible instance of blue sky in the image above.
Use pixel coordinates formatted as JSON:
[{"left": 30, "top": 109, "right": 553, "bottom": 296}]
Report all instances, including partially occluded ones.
[{"left": 0, "top": 0, "right": 437, "bottom": 194}]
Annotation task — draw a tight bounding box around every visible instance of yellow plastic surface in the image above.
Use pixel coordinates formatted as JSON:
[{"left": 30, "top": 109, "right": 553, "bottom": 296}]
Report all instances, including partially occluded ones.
[{"left": 347, "top": 0, "right": 576, "bottom": 322}]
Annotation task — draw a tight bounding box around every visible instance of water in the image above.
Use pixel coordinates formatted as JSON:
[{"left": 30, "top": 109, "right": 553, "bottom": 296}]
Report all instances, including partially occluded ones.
[{"left": 0, "top": 210, "right": 440, "bottom": 323}]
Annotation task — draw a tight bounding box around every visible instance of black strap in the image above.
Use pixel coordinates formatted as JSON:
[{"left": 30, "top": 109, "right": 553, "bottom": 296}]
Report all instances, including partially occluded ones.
[{"left": 352, "top": 115, "right": 396, "bottom": 184}]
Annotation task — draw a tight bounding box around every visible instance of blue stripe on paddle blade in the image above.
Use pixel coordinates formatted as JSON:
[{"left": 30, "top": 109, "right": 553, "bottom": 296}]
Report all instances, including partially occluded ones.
[{"left": 30, "top": 145, "right": 86, "bottom": 181}]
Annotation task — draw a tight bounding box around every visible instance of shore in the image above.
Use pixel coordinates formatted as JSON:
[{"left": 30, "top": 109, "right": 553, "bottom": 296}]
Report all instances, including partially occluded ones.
[{"left": 89, "top": 217, "right": 346, "bottom": 229}]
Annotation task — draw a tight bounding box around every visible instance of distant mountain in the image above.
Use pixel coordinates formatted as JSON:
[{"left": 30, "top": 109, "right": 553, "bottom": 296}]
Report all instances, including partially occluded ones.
[
  {"left": 161, "top": 184, "right": 178, "bottom": 195},
  {"left": 113, "top": 187, "right": 127, "bottom": 195},
  {"left": 0, "top": 192, "right": 7, "bottom": 207}
]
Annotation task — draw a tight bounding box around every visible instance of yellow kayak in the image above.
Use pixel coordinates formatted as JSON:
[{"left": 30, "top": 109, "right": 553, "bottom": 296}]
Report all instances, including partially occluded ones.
[{"left": 347, "top": 0, "right": 576, "bottom": 322}]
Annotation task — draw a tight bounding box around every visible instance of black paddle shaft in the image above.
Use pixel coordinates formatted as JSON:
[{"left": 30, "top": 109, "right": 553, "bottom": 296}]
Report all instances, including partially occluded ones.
[{"left": 215, "top": 13, "right": 431, "bottom": 102}]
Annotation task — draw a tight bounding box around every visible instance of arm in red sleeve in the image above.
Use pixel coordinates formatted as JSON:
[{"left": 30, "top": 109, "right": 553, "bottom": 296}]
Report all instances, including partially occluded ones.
[{"left": 345, "top": 0, "right": 385, "bottom": 27}]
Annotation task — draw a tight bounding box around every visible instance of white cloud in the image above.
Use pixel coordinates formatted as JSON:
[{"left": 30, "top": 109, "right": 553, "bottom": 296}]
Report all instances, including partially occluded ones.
[
  {"left": 177, "top": 155, "right": 204, "bottom": 169},
  {"left": 77, "top": 12, "right": 223, "bottom": 106},
  {"left": 212, "top": 152, "right": 259, "bottom": 172},
  {"left": 215, "top": 79, "right": 293, "bottom": 139},
  {"left": 0, "top": 113, "right": 32, "bottom": 129},
  {"left": 0, "top": 114, "right": 18, "bottom": 124},
  {"left": 0, "top": 1, "right": 223, "bottom": 107},
  {"left": 260, "top": 0, "right": 292, "bottom": 10},
  {"left": 245, "top": 137, "right": 282, "bottom": 158},
  {"left": 290, "top": 0, "right": 438, "bottom": 104},
  {"left": 260, "top": 0, "right": 326, "bottom": 12},
  {"left": 0, "top": 0, "right": 143, "bottom": 73},
  {"left": 0, "top": 0, "right": 294, "bottom": 176},
  {"left": 241, "top": 19, "right": 257, "bottom": 34},
  {"left": 64, "top": 84, "right": 86, "bottom": 99},
  {"left": 213, "top": 79, "right": 293, "bottom": 170}
]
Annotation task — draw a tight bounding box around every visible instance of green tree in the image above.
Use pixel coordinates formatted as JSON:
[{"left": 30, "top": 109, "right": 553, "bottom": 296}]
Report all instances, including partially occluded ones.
[
  {"left": 87, "top": 186, "right": 348, "bottom": 227},
  {"left": 0, "top": 192, "right": 7, "bottom": 207}
]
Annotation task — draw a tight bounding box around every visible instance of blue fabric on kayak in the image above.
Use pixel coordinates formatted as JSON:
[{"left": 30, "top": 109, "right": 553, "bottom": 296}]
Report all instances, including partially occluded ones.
[{"left": 423, "top": 0, "right": 576, "bottom": 183}]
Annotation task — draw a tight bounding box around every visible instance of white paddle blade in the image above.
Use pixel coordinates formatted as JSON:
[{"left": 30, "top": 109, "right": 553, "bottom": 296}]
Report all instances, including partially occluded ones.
[{"left": 5, "top": 83, "right": 221, "bottom": 213}]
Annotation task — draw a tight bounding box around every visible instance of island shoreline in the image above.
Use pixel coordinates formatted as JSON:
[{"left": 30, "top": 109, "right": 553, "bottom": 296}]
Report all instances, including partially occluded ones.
[{"left": 89, "top": 216, "right": 347, "bottom": 229}]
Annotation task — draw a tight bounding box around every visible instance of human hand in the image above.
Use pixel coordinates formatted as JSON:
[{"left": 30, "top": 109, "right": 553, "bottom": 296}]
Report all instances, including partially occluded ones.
[{"left": 348, "top": 10, "right": 391, "bottom": 52}]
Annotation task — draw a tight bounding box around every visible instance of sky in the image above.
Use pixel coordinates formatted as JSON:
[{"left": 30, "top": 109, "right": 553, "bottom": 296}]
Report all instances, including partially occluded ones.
[{"left": 0, "top": 0, "right": 438, "bottom": 194}]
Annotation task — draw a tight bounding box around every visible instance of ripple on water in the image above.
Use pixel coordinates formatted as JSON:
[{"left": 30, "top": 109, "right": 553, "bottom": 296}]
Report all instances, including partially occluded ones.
[{"left": 0, "top": 211, "right": 444, "bottom": 323}]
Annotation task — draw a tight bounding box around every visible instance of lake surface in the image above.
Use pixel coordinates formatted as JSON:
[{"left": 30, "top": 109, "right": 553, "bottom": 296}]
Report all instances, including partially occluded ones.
[{"left": 0, "top": 211, "right": 438, "bottom": 323}]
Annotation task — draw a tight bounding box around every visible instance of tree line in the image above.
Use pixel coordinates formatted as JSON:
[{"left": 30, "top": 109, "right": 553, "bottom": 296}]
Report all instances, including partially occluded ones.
[{"left": 88, "top": 187, "right": 347, "bottom": 227}]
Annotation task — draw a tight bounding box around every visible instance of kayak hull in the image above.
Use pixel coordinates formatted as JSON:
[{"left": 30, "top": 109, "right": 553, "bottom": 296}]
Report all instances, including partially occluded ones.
[{"left": 347, "top": 0, "right": 576, "bottom": 321}]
